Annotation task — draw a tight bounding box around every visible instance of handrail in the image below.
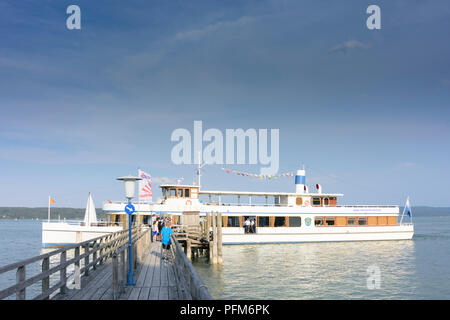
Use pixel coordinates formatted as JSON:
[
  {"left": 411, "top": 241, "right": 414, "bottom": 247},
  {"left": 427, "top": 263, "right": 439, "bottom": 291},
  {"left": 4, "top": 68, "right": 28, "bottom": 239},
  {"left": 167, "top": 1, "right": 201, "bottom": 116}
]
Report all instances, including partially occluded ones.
[
  {"left": 0, "top": 225, "right": 147, "bottom": 300},
  {"left": 170, "top": 234, "right": 212, "bottom": 300}
]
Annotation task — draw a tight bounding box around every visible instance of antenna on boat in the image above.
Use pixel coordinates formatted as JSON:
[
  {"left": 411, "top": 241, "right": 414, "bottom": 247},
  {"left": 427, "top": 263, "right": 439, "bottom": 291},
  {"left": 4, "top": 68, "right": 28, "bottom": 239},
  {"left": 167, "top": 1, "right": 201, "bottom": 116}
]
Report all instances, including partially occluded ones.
[{"left": 197, "top": 151, "right": 206, "bottom": 190}]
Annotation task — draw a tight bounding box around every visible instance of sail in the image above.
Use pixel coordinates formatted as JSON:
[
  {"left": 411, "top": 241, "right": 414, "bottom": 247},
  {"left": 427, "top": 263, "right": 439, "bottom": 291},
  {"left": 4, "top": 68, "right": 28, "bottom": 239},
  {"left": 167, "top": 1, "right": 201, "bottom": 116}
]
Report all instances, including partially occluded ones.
[{"left": 83, "top": 193, "right": 97, "bottom": 226}]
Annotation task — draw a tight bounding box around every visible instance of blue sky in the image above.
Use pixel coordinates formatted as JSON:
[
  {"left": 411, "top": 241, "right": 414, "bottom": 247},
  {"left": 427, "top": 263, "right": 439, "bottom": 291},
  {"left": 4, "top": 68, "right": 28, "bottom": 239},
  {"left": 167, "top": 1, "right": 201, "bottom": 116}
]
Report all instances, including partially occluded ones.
[{"left": 0, "top": 0, "right": 449, "bottom": 207}]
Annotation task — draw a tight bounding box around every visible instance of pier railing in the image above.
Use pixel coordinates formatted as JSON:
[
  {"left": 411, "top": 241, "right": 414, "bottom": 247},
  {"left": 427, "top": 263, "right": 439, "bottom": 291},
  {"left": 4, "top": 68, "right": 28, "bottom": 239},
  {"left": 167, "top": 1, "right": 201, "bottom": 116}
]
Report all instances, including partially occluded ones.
[
  {"left": 0, "top": 226, "right": 148, "bottom": 300},
  {"left": 170, "top": 234, "right": 212, "bottom": 300}
]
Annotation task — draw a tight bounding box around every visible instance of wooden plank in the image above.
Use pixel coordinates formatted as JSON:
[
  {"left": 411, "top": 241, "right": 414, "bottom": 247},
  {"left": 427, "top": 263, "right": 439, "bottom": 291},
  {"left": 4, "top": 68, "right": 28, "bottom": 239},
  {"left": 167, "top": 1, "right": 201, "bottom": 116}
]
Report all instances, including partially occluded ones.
[
  {"left": 138, "top": 287, "right": 150, "bottom": 300},
  {"left": 158, "top": 286, "right": 169, "bottom": 300},
  {"left": 168, "top": 286, "right": 179, "bottom": 300},
  {"left": 135, "top": 251, "right": 151, "bottom": 287},
  {"left": 160, "top": 259, "right": 169, "bottom": 286},
  {"left": 148, "top": 286, "right": 160, "bottom": 300},
  {"left": 128, "top": 287, "right": 141, "bottom": 300}
]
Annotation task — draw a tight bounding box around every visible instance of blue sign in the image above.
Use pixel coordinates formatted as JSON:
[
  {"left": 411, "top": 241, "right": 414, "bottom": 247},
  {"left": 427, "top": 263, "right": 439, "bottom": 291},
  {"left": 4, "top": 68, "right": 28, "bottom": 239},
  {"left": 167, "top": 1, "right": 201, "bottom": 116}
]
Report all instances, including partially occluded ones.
[{"left": 125, "top": 203, "right": 135, "bottom": 215}]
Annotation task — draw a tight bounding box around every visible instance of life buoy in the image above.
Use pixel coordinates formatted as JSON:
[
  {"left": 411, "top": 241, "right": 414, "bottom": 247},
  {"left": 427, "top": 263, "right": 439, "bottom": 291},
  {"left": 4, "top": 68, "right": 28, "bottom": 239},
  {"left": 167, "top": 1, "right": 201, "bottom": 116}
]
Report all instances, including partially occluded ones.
[
  {"left": 186, "top": 200, "right": 192, "bottom": 206},
  {"left": 304, "top": 200, "right": 311, "bottom": 206}
]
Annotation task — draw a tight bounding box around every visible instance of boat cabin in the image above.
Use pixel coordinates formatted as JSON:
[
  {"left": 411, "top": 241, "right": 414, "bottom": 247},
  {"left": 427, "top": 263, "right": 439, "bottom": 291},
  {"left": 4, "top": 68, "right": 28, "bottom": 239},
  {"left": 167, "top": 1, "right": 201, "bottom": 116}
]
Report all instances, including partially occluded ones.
[{"left": 160, "top": 184, "right": 199, "bottom": 200}]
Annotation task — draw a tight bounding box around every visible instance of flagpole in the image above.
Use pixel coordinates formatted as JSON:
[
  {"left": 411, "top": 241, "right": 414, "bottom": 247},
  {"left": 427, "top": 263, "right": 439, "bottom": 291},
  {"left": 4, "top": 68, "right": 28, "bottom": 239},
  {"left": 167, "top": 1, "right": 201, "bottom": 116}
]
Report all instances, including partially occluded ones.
[{"left": 48, "top": 196, "right": 50, "bottom": 222}]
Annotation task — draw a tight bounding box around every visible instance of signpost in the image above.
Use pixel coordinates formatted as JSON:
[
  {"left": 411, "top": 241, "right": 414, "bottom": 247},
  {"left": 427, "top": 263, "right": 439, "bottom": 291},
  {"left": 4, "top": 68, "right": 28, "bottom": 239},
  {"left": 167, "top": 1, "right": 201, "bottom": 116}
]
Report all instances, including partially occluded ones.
[
  {"left": 116, "top": 175, "right": 142, "bottom": 287},
  {"left": 125, "top": 202, "right": 135, "bottom": 286}
]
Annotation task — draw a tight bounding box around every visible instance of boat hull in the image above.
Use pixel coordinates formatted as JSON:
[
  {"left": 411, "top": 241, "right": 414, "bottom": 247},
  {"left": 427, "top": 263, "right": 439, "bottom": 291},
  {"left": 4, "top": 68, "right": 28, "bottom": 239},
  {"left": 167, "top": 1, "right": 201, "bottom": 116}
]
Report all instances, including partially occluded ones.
[
  {"left": 221, "top": 225, "right": 414, "bottom": 244},
  {"left": 42, "top": 222, "right": 122, "bottom": 248}
]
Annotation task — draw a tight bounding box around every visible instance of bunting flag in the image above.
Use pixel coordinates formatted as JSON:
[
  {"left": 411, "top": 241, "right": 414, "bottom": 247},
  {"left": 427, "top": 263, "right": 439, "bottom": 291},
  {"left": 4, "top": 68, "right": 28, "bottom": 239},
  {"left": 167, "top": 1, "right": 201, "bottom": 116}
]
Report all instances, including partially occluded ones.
[{"left": 220, "top": 167, "right": 295, "bottom": 180}]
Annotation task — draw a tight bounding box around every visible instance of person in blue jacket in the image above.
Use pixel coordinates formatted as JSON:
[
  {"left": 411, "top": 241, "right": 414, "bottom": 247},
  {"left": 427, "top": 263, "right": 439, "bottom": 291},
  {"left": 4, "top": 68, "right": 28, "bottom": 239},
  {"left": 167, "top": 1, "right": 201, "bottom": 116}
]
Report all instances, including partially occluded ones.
[{"left": 161, "top": 221, "right": 173, "bottom": 260}]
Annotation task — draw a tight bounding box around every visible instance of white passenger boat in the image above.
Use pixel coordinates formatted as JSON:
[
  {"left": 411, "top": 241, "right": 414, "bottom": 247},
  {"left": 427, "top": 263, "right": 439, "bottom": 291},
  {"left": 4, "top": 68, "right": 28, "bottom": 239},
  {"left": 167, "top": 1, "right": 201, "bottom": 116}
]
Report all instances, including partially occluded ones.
[
  {"left": 102, "top": 168, "right": 414, "bottom": 244},
  {"left": 42, "top": 193, "right": 122, "bottom": 248}
]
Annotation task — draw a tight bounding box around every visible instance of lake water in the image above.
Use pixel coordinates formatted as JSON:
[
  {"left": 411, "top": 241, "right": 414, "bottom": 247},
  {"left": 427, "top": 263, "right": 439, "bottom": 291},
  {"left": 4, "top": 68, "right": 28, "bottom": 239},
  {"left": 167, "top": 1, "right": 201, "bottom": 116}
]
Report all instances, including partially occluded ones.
[{"left": 0, "top": 216, "right": 449, "bottom": 299}]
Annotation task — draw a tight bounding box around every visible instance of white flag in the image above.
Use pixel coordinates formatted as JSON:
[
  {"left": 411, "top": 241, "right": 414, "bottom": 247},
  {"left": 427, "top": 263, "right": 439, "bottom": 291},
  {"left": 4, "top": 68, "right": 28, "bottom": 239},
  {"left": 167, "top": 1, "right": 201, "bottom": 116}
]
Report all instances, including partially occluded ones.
[{"left": 138, "top": 169, "right": 153, "bottom": 203}]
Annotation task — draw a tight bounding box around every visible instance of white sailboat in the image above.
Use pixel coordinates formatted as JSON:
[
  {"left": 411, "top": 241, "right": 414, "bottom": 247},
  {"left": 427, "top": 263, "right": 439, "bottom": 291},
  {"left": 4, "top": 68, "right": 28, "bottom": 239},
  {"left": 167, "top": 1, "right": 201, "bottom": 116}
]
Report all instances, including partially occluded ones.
[{"left": 42, "top": 193, "right": 122, "bottom": 248}]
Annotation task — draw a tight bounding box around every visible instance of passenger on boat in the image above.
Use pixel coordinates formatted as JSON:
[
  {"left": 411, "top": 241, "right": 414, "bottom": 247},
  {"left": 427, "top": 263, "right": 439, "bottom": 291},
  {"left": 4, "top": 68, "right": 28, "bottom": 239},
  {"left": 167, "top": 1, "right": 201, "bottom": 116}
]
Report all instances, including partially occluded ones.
[
  {"left": 250, "top": 219, "right": 256, "bottom": 233},
  {"left": 244, "top": 218, "right": 251, "bottom": 234}
]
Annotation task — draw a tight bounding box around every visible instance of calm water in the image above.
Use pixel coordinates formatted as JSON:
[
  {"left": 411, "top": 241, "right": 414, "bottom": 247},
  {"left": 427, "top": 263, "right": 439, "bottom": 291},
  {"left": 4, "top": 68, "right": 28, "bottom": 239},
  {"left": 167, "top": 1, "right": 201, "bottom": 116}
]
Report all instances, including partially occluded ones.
[
  {"left": 193, "top": 216, "right": 450, "bottom": 299},
  {"left": 0, "top": 217, "right": 449, "bottom": 299}
]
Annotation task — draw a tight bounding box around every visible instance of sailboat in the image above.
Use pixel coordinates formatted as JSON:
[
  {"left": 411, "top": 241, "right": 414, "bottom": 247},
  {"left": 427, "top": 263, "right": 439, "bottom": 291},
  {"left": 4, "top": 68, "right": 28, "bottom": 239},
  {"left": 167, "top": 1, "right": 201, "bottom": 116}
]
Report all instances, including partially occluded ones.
[{"left": 42, "top": 193, "right": 123, "bottom": 248}]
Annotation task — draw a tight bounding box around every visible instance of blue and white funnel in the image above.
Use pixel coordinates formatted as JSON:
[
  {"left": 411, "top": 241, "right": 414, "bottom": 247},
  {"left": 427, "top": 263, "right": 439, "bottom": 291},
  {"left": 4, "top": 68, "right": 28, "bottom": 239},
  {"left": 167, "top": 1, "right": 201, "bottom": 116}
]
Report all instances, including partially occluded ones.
[{"left": 295, "top": 169, "right": 306, "bottom": 194}]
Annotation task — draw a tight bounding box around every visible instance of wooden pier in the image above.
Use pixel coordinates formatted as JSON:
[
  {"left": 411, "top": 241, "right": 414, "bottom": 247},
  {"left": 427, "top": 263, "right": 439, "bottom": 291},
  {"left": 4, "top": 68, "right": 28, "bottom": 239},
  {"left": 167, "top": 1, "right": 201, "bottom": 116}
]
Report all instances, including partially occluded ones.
[{"left": 0, "top": 223, "right": 212, "bottom": 300}]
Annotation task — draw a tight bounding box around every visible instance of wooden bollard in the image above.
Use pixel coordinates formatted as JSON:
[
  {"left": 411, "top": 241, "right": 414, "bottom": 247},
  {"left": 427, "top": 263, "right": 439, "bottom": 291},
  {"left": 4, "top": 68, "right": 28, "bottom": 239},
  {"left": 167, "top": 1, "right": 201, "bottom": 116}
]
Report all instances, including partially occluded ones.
[
  {"left": 206, "top": 212, "right": 211, "bottom": 240},
  {"left": 212, "top": 212, "right": 218, "bottom": 264},
  {"left": 217, "top": 212, "right": 223, "bottom": 264},
  {"left": 186, "top": 239, "right": 192, "bottom": 260}
]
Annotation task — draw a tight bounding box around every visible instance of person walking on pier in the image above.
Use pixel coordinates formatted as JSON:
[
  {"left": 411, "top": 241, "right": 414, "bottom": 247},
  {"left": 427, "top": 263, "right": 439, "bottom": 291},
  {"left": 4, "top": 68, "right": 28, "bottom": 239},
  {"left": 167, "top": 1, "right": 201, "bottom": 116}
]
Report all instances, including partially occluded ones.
[
  {"left": 157, "top": 217, "right": 164, "bottom": 241},
  {"left": 161, "top": 221, "right": 173, "bottom": 260}
]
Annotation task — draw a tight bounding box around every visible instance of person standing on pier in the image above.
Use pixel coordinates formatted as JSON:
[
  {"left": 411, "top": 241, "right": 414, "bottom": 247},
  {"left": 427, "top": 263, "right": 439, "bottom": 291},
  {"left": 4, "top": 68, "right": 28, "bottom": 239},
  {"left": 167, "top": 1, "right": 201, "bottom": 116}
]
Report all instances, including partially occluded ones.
[{"left": 161, "top": 221, "right": 173, "bottom": 260}]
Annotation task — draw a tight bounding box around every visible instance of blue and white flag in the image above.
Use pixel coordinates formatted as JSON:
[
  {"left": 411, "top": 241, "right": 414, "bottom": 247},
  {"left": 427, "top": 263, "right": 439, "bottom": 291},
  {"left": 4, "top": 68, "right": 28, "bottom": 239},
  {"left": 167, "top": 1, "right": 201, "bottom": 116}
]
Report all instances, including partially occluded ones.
[{"left": 405, "top": 197, "right": 411, "bottom": 218}]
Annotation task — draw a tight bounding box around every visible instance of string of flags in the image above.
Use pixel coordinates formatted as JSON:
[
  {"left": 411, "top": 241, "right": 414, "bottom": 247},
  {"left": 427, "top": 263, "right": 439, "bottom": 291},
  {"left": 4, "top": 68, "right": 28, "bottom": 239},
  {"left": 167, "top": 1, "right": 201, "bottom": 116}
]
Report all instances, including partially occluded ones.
[{"left": 221, "top": 168, "right": 295, "bottom": 180}]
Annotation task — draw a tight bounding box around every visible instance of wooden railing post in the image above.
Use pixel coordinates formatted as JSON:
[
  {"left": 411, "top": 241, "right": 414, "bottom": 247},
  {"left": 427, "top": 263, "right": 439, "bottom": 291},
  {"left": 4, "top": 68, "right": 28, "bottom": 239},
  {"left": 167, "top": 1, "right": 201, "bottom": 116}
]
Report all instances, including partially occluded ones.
[
  {"left": 84, "top": 244, "right": 89, "bottom": 277},
  {"left": 112, "top": 252, "right": 118, "bottom": 300},
  {"left": 120, "top": 250, "right": 126, "bottom": 293},
  {"left": 60, "top": 251, "right": 66, "bottom": 294},
  {"left": 16, "top": 265, "right": 25, "bottom": 300},
  {"left": 92, "top": 240, "right": 97, "bottom": 270},
  {"left": 42, "top": 257, "right": 49, "bottom": 299}
]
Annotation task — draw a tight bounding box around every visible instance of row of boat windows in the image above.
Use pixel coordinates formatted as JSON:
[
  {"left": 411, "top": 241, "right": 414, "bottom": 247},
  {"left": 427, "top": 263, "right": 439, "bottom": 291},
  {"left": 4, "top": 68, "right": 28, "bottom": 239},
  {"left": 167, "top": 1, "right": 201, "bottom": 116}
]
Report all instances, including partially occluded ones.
[
  {"left": 162, "top": 188, "right": 199, "bottom": 198},
  {"left": 226, "top": 216, "right": 302, "bottom": 228},
  {"left": 224, "top": 216, "right": 397, "bottom": 227}
]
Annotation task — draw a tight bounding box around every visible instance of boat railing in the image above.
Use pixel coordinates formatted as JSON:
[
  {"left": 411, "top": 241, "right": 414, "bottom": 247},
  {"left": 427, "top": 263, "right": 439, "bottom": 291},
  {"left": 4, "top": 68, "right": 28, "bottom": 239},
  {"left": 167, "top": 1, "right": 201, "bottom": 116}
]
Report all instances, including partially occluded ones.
[
  {"left": 44, "top": 220, "right": 112, "bottom": 227},
  {"left": 336, "top": 205, "right": 398, "bottom": 208}
]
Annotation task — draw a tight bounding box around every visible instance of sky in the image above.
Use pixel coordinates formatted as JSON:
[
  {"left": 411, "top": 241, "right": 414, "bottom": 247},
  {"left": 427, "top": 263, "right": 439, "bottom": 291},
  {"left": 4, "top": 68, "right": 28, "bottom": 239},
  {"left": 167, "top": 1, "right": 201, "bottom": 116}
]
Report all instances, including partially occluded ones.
[{"left": 0, "top": 0, "right": 449, "bottom": 207}]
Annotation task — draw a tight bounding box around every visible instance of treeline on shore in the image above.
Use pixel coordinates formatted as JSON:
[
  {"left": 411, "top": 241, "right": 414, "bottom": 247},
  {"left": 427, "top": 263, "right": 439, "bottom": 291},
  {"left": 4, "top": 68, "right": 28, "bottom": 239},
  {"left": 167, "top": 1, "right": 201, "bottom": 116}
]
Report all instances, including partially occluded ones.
[
  {"left": 0, "top": 206, "right": 448, "bottom": 220},
  {"left": 0, "top": 207, "right": 107, "bottom": 220}
]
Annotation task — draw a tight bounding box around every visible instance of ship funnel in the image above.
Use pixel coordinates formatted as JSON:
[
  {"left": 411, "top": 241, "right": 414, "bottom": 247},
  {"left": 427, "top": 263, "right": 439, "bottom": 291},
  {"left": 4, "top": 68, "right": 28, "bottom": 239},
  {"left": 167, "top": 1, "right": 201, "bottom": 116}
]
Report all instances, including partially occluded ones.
[
  {"left": 316, "top": 184, "right": 322, "bottom": 194},
  {"left": 295, "top": 169, "right": 306, "bottom": 194}
]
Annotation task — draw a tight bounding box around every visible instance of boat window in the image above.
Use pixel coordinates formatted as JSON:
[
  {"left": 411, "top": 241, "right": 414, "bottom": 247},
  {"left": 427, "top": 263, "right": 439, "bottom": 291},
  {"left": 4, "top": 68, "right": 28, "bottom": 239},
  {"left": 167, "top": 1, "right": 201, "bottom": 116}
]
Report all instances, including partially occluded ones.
[
  {"left": 296, "top": 197, "right": 303, "bottom": 206},
  {"left": 258, "top": 217, "right": 270, "bottom": 227},
  {"left": 274, "top": 217, "right": 286, "bottom": 227},
  {"left": 114, "top": 215, "right": 121, "bottom": 225},
  {"left": 170, "top": 189, "right": 176, "bottom": 197},
  {"left": 289, "top": 217, "right": 301, "bottom": 227},
  {"left": 323, "top": 198, "right": 329, "bottom": 206},
  {"left": 227, "top": 216, "right": 240, "bottom": 227},
  {"left": 325, "top": 217, "right": 335, "bottom": 226},
  {"left": 184, "top": 188, "right": 190, "bottom": 198},
  {"left": 142, "top": 215, "right": 149, "bottom": 225},
  {"left": 178, "top": 189, "right": 183, "bottom": 197},
  {"left": 315, "top": 218, "right": 324, "bottom": 226},
  {"left": 347, "top": 217, "right": 356, "bottom": 225},
  {"left": 312, "top": 197, "right": 321, "bottom": 206},
  {"left": 358, "top": 217, "right": 367, "bottom": 226}
]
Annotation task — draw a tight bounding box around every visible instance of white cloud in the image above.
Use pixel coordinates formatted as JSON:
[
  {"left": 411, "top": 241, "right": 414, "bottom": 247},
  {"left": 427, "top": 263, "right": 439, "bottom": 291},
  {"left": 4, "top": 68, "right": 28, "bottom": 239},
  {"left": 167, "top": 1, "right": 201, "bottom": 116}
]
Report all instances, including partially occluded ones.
[
  {"left": 329, "top": 40, "right": 372, "bottom": 53},
  {"left": 174, "top": 16, "right": 256, "bottom": 41},
  {"left": 151, "top": 176, "right": 178, "bottom": 184}
]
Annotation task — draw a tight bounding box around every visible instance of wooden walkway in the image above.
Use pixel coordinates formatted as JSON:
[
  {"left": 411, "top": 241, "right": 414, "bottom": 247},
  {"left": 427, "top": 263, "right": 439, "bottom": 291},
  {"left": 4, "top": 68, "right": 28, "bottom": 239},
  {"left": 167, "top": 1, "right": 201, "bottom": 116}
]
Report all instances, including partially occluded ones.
[{"left": 53, "top": 242, "right": 184, "bottom": 300}]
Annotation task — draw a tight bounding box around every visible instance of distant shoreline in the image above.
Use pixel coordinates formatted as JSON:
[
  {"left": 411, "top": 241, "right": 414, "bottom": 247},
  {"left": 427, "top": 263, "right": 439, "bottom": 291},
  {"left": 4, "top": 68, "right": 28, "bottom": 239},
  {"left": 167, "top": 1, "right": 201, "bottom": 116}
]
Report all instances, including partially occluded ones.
[
  {"left": 0, "top": 206, "right": 448, "bottom": 220},
  {"left": 0, "top": 207, "right": 107, "bottom": 220}
]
